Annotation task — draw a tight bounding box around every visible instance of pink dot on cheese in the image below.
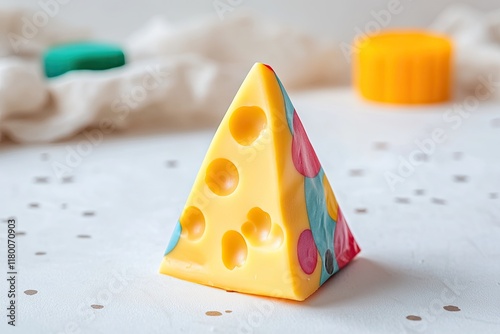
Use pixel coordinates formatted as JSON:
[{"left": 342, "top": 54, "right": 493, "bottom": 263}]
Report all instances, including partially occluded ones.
[
  {"left": 297, "top": 229, "right": 318, "bottom": 274},
  {"left": 263, "top": 64, "right": 274, "bottom": 72},
  {"left": 292, "top": 112, "right": 321, "bottom": 177}
]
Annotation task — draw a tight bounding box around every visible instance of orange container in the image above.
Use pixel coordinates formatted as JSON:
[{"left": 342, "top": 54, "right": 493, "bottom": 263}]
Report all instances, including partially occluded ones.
[{"left": 353, "top": 30, "right": 453, "bottom": 104}]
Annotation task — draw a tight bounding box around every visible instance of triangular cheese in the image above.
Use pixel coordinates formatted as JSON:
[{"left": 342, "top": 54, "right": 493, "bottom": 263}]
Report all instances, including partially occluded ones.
[{"left": 160, "top": 63, "right": 360, "bottom": 301}]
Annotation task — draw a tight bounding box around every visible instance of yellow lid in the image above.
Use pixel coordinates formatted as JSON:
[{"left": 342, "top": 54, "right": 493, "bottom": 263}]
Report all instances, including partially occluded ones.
[{"left": 353, "top": 30, "right": 452, "bottom": 104}]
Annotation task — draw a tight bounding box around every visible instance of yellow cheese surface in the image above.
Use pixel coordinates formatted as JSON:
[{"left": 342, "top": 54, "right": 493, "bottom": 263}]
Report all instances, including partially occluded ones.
[{"left": 160, "top": 63, "right": 360, "bottom": 301}]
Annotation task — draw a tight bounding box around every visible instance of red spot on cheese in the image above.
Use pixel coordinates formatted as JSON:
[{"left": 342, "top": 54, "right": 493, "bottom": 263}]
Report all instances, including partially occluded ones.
[
  {"left": 297, "top": 229, "right": 318, "bottom": 274},
  {"left": 334, "top": 209, "right": 361, "bottom": 269},
  {"left": 292, "top": 112, "right": 321, "bottom": 177},
  {"left": 263, "top": 64, "right": 274, "bottom": 72}
]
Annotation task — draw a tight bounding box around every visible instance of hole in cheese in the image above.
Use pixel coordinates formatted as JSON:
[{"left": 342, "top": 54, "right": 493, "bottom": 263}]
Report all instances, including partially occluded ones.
[
  {"left": 205, "top": 158, "right": 239, "bottom": 196},
  {"left": 180, "top": 206, "right": 205, "bottom": 241},
  {"left": 229, "top": 106, "right": 267, "bottom": 146},
  {"left": 221, "top": 230, "right": 247, "bottom": 270},
  {"left": 241, "top": 207, "right": 283, "bottom": 249}
]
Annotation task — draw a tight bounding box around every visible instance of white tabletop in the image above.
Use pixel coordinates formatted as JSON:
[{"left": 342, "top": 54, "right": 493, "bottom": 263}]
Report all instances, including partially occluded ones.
[{"left": 1, "top": 88, "right": 499, "bottom": 333}]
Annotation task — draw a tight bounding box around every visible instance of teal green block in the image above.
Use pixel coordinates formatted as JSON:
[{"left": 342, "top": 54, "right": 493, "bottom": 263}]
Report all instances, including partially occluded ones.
[{"left": 43, "top": 42, "right": 126, "bottom": 78}]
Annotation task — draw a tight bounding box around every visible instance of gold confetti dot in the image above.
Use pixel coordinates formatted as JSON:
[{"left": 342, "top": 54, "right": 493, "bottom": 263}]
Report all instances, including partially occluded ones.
[
  {"left": 349, "top": 169, "right": 364, "bottom": 177},
  {"left": 414, "top": 189, "right": 425, "bottom": 196},
  {"left": 24, "top": 290, "right": 38, "bottom": 295},
  {"left": 205, "top": 311, "right": 222, "bottom": 317},
  {"left": 432, "top": 198, "right": 447, "bottom": 205},
  {"left": 395, "top": 197, "right": 410, "bottom": 204},
  {"left": 62, "top": 176, "right": 74, "bottom": 183},
  {"left": 225, "top": 310, "right": 232, "bottom": 313},
  {"left": 373, "top": 142, "right": 388, "bottom": 150},
  {"left": 34, "top": 177, "right": 49, "bottom": 184},
  {"left": 166, "top": 160, "right": 178, "bottom": 168},
  {"left": 443, "top": 305, "right": 460, "bottom": 312},
  {"left": 454, "top": 175, "right": 468, "bottom": 183},
  {"left": 406, "top": 315, "right": 421, "bottom": 321},
  {"left": 91, "top": 304, "right": 104, "bottom": 309}
]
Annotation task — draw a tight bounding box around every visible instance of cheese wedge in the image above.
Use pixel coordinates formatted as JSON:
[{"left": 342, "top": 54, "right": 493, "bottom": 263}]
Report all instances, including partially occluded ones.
[{"left": 160, "top": 63, "right": 360, "bottom": 301}]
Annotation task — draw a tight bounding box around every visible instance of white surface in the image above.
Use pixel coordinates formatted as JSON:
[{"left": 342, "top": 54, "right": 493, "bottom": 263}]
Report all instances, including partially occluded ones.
[{"left": 1, "top": 88, "right": 500, "bottom": 333}]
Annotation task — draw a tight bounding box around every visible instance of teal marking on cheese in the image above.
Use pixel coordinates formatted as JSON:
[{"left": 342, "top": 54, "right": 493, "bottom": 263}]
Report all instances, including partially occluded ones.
[
  {"left": 274, "top": 75, "right": 295, "bottom": 135},
  {"left": 164, "top": 221, "right": 182, "bottom": 255},
  {"left": 304, "top": 169, "right": 340, "bottom": 284}
]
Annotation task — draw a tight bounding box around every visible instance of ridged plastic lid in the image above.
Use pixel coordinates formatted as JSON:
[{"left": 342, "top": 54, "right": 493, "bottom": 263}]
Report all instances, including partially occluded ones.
[{"left": 353, "top": 30, "right": 452, "bottom": 104}]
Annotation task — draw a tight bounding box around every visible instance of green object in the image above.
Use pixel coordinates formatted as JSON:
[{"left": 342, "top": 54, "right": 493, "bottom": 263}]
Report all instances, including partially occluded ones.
[{"left": 43, "top": 42, "right": 126, "bottom": 78}]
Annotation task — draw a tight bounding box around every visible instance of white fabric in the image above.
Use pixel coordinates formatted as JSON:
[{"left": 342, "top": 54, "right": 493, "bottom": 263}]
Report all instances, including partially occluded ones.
[
  {"left": 430, "top": 5, "right": 500, "bottom": 98},
  {"left": 0, "top": 9, "right": 343, "bottom": 143},
  {"left": 2, "top": 6, "right": 500, "bottom": 143}
]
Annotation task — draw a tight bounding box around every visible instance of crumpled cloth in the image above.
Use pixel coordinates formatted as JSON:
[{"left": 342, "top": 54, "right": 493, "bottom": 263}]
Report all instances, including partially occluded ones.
[
  {"left": 430, "top": 4, "right": 500, "bottom": 98},
  {"left": 2, "top": 5, "right": 500, "bottom": 143},
  {"left": 0, "top": 9, "right": 343, "bottom": 143}
]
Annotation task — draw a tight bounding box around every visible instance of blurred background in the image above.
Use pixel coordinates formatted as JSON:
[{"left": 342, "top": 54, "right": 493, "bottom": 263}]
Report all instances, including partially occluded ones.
[
  {"left": 3, "top": 0, "right": 500, "bottom": 42},
  {"left": 2, "top": 0, "right": 500, "bottom": 143},
  {"left": 1, "top": 1, "right": 500, "bottom": 333}
]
